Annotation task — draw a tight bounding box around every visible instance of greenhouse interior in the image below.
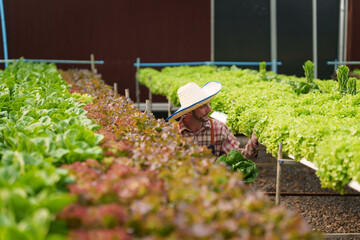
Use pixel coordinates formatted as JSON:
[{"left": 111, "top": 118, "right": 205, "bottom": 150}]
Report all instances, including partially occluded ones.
[{"left": 0, "top": 0, "right": 360, "bottom": 239}]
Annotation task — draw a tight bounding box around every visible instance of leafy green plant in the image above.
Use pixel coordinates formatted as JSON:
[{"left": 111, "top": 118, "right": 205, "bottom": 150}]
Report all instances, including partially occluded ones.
[
  {"left": 353, "top": 68, "right": 360, "bottom": 76},
  {"left": 303, "top": 60, "right": 314, "bottom": 83},
  {"left": 138, "top": 64, "right": 360, "bottom": 194},
  {"left": 337, "top": 65, "right": 349, "bottom": 94},
  {"left": 0, "top": 59, "right": 103, "bottom": 239},
  {"left": 288, "top": 80, "right": 320, "bottom": 95},
  {"left": 71, "top": 92, "right": 94, "bottom": 104},
  {"left": 216, "top": 149, "right": 258, "bottom": 183},
  {"left": 259, "top": 61, "right": 266, "bottom": 80},
  {"left": 347, "top": 77, "right": 357, "bottom": 95},
  {"left": 285, "top": 61, "right": 320, "bottom": 95}
]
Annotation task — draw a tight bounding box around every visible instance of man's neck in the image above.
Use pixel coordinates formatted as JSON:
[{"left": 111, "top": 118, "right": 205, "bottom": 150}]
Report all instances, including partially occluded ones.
[{"left": 183, "top": 115, "right": 204, "bottom": 133}]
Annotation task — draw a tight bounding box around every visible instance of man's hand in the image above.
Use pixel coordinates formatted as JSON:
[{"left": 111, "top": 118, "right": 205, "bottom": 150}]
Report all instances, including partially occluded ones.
[
  {"left": 250, "top": 132, "right": 258, "bottom": 145},
  {"left": 250, "top": 125, "right": 259, "bottom": 145}
]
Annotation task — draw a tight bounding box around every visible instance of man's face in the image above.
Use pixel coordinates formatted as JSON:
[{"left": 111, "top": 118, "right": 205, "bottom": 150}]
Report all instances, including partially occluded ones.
[{"left": 191, "top": 103, "right": 212, "bottom": 122}]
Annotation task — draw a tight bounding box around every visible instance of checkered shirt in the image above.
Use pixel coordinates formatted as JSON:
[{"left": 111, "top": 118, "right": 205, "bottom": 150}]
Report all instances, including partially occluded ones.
[{"left": 178, "top": 117, "right": 258, "bottom": 160}]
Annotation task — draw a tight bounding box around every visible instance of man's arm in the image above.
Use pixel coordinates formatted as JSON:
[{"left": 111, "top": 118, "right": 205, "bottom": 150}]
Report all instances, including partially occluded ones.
[
  {"left": 240, "top": 132, "right": 259, "bottom": 161},
  {"left": 221, "top": 127, "right": 259, "bottom": 161}
]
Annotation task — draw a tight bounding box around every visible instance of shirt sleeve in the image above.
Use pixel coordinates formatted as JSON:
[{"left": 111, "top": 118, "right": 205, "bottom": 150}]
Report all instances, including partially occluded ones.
[
  {"left": 240, "top": 132, "right": 259, "bottom": 161},
  {"left": 221, "top": 127, "right": 259, "bottom": 161},
  {"left": 221, "top": 128, "right": 241, "bottom": 155}
]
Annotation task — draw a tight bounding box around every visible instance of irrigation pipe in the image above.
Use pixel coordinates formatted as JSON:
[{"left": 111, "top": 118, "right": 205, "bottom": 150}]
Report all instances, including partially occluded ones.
[
  {"left": 133, "top": 61, "right": 282, "bottom": 67},
  {"left": 0, "top": 58, "right": 104, "bottom": 65},
  {"left": 327, "top": 60, "right": 360, "bottom": 73}
]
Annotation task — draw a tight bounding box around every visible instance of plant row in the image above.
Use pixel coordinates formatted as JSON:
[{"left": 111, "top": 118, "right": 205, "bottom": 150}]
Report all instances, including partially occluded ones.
[
  {"left": 0, "top": 60, "right": 103, "bottom": 240},
  {"left": 138, "top": 64, "right": 360, "bottom": 193},
  {"left": 0, "top": 60, "right": 321, "bottom": 239},
  {"left": 55, "top": 68, "right": 321, "bottom": 239}
]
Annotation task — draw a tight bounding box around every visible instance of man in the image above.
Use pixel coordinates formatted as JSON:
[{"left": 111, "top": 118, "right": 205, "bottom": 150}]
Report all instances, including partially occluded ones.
[{"left": 167, "top": 81, "right": 258, "bottom": 160}]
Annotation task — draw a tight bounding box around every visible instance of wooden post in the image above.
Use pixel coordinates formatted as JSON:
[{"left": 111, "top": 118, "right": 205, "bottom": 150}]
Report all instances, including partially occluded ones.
[
  {"left": 114, "top": 83, "right": 118, "bottom": 94},
  {"left": 90, "top": 54, "right": 96, "bottom": 73},
  {"left": 125, "top": 89, "right": 130, "bottom": 99},
  {"left": 135, "top": 57, "right": 140, "bottom": 107},
  {"left": 276, "top": 142, "right": 283, "bottom": 205},
  {"left": 145, "top": 99, "right": 151, "bottom": 116},
  {"left": 148, "top": 76, "right": 152, "bottom": 112},
  {"left": 168, "top": 84, "right": 171, "bottom": 117},
  {"left": 168, "top": 98, "right": 172, "bottom": 117}
]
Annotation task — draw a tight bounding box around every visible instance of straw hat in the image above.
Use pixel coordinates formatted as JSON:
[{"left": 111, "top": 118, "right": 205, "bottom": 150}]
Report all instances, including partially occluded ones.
[{"left": 167, "top": 81, "right": 222, "bottom": 121}]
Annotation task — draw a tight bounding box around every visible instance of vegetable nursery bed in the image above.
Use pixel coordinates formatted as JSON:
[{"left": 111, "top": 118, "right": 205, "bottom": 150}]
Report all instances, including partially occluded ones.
[
  {"left": 139, "top": 65, "right": 360, "bottom": 195},
  {"left": 236, "top": 136, "right": 360, "bottom": 238}
]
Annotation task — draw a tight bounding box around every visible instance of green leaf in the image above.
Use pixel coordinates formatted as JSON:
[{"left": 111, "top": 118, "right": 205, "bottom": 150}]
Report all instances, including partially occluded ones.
[
  {"left": 226, "top": 149, "right": 246, "bottom": 165},
  {"left": 216, "top": 155, "right": 226, "bottom": 163},
  {"left": 0, "top": 226, "right": 31, "bottom": 240},
  {"left": 39, "top": 193, "right": 75, "bottom": 214},
  {"left": 0, "top": 166, "right": 20, "bottom": 184},
  {"left": 2, "top": 151, "right": 25, "bottom": 173},
  {"left": 47, "top": 220, "right": 69, "bottom": 239},
  {"left": 50, "top": 148, "right": 69, "bottom": 162},
  {"left": 23, "top": 208, "right": 51, "bottom": 240}
]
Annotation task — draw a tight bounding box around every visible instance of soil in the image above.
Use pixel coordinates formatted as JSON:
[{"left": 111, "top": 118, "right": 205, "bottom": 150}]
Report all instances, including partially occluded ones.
[{"left": 237, "top": 136, "right": 360, "bottom": 239}]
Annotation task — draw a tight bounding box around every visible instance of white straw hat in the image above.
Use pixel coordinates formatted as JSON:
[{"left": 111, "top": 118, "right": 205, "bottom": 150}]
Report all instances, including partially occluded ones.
[{"left": 167, "top": 81, "right": 222, "bottom": 121}]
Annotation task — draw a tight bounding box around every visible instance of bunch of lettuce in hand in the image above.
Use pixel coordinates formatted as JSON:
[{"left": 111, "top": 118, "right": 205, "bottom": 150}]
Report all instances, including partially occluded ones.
[{"left": 216, "top": 149, "right": 258, "bottom": 183}]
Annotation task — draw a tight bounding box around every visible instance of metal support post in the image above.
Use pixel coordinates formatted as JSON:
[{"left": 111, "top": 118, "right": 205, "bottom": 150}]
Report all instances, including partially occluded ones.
[
  {"left": 276, "top": 142, "right": 283, "bottom": 205},
  {"left": 125, "top": 89, "right": 130, "bottom": 99},
  {"left": 270, "top": 0, "right": 278, "bottom": 73},
  {"left": 334, "top": 59, "right": 338, "bottom": 73},
  {"left": 338, "top": 0, "right": 345, "bottom": 64},
  {"left": 312, "top": 0, "right": 318, "bottom": 79},
  {"left": 344, "top": 0, "right": 349, "bottom": 62},
  {"left": 114, "top": 83, "right": 118, "bottom": 94},
  {"left": 210, "top": 0, "right": 215, "bottom": 62}
]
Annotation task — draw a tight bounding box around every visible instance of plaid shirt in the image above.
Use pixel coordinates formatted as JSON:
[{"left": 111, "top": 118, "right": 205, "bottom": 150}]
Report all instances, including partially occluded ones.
[{"left": 178, "top": 117, "right": 258, "bottom": 160}]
